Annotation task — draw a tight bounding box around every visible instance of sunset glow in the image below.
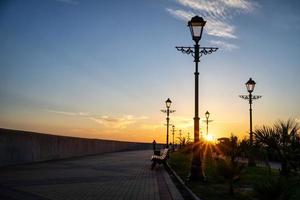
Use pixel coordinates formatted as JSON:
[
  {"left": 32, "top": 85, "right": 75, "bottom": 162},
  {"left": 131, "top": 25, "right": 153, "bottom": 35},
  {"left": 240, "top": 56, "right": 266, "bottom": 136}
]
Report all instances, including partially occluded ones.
[
  {"left": 204, "top": 134, "right": 215, "bottom": 143},
  {"left": 0, "top": 0, "right": 299, "bottom": 143}
]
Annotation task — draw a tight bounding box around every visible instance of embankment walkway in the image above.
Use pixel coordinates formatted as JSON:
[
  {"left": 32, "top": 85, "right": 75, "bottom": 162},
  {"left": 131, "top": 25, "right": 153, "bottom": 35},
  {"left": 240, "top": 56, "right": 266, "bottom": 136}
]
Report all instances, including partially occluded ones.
[{"left": 0, "top": 150, "right": 183, "bottom": 200}]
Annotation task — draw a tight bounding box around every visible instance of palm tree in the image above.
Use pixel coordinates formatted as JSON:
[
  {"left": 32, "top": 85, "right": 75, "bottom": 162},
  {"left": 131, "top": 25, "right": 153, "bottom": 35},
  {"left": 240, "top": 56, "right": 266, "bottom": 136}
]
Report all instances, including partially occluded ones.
[
  {"left": 177, "top": 136, "right": 186, "bottom": 149},
  {"left": 254, "top": 119, "right": 300, "bottom": 175},
  {"left": 216, "top": 135, "right": 245, "bottom": 162},
  {"left": 216, "top": 135, "right": 245, "bottom": 195}
]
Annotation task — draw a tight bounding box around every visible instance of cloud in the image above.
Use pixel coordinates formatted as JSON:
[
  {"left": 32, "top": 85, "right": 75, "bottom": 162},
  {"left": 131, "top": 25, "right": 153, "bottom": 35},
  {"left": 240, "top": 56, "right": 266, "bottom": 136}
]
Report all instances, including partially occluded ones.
[
  {"left": 169, "top": 116, "right": 194, "bottom": 129},
  {"left": 46, "top": 109, "right": 147, "bottom": 129},
  {"left": 78, "top": 112, "right": 89, "bottom": 116},
  {"left": 166, "top": 8, "right": 194, "bottom": 21},
  {"left": 176, "top": 0, "right": 226, "bottom": 17},
  {"left": 47, "top": 109, "right": 90, "bottom": 116},
  {"left": 140, "top": 123, "right": 164, "bottom": 130},
  {"left": 166, "top": 8, "right": 236, "bottom": 39},
  {"left": 166, "top": 0, "right": 257, "bottom": 48},
  {"left": 222, "top": 0, "right": 253, "bottom": 11},
  {"left": 47, "top": 109, "right": 77, "bottom": 116},
  {"left": 176, "top": 0, "right": 254, "bottom": 16},
  {"left": 89, "top": 115, "right": 148, "bottom": 129},
  {"left": 209, "top": 40, "right": 239, "bottom": 51},
  {"left": 206, "top": 17, "right": 236, "bottom": 38}
]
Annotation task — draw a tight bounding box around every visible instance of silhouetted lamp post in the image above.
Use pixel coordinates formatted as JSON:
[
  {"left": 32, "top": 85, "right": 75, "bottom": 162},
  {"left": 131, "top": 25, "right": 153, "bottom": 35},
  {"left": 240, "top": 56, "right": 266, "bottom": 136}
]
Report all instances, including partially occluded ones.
[
  {"left": 178, "top": 129, "right": 182, "bottom": 149},
  {"left": 176, "top": 16, "right": 218, "bottom": 181},
  {"left": 187, "top": 132, "right": 191, "bottom": 144},
  {"left": 204, "top": 111, "right": 213, "bottom": 136},
  {"left": 172, "top": 125, "right": 176, "bottom": 152},
  {"left": 239, "top": 78, "right": 262, "bottom": 166},
  {"left": 161, "top": 98, "right": 175, "bottom": 148}
]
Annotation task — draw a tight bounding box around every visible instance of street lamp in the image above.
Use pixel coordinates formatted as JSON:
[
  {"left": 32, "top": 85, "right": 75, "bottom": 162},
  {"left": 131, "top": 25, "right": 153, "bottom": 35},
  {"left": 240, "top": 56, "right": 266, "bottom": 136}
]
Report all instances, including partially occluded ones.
[
  {"left": 172, "top": 125, "right": 176, "bottom": 152},
  {"left": 203, "top": 111, "right": 213, "bottom": 136},
  {"left": 246, "top": 78, "right": 256, "bottom": 93},
  {"left": 161, "top": 98, "right": 175, "bottom": 148},
  {"left": 176, "top": 16, "right": 218, "bottom": 181},
  {"left": 166, "top": 98, "right": 172, "bottom": 108},
  {"left": 178, "top": 129, "right": 182, "bottom": 149},
  {"left": 187, "top": 132, "right": 191, "bottom": 144},
  {"left": 205, "top": 111, "right": 210, "bottom": 119},
  {"left": 239, "top": 78, "right": 262, "bottom": 166},
  {"left": 188, "top": 16, "right": 206, "bottom": 43}
]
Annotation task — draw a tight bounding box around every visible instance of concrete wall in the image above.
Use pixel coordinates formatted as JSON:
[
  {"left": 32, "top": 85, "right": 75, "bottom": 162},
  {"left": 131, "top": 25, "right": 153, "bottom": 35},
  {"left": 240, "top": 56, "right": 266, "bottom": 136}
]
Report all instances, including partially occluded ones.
[{"left": 0, "top": 129, "right": 162, "bottom": 167}]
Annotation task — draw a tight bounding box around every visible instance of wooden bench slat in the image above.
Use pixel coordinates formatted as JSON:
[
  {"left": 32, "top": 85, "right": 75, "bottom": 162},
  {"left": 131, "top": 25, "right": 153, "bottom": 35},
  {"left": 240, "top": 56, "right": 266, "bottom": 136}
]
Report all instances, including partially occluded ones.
[{"left": 150, "top": 148, "right": 169, "bottom": 170}]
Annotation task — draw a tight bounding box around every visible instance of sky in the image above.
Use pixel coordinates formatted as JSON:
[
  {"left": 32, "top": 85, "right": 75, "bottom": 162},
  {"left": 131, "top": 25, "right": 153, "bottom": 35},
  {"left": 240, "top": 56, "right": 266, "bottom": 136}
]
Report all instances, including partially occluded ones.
[{"left": 0, "top": 0, "right": 300, "bottom": 143}]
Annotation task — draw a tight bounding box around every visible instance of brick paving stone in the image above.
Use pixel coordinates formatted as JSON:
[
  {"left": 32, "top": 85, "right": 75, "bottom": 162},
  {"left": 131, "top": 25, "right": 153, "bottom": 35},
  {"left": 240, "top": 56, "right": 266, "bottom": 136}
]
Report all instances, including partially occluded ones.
[{"left": 0, "top": 150, "right": 183, "bottom": 200}]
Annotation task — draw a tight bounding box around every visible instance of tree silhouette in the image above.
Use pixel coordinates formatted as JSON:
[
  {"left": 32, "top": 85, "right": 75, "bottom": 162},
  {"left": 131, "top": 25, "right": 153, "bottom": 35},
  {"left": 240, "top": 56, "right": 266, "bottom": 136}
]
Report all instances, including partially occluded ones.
[
  {"left": 216, "top": 135, "right": 245, "bottom": 195},
  {"left": 254, "top": 119, "right": 300, "bottom": 175}
]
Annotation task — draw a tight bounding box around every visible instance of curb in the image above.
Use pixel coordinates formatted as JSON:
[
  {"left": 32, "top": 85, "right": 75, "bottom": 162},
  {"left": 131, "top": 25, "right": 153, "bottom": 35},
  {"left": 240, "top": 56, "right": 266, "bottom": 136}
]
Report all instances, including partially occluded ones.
[{"left": 164, "top": 163, "right": 202, "bottom": 200}]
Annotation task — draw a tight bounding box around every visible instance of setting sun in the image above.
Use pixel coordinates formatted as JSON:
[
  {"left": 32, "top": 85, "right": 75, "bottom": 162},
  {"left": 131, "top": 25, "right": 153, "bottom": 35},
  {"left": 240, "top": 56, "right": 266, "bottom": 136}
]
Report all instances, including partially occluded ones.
[{"left": 204, "top": 134, "right": 215, "bottom": 143}]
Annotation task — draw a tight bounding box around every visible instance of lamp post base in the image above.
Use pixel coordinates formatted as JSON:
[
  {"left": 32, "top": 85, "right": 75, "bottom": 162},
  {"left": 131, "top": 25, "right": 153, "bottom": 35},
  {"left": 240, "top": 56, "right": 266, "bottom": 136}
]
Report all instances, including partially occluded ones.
[
  {"left": 189, "top": 142, "right": 205, "bottom": 181},
  {"left": 248, "top": 144, "right": 256, "bottom": 167}
]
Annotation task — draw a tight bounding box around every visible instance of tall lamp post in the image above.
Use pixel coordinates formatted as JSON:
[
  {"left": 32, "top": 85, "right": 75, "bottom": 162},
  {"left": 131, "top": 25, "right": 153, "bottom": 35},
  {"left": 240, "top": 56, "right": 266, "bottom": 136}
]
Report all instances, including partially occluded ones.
[
  {"left": 172, "top": 125, "right": 176, "bottom": 151},
  {"left": 161, "top": 98, "right": 175, "bottom": 148},
  {"left": 176, "top": 16, "right": 218, "bottom": 180},
  {"left": 178, "top": 129, "right": 182, "bottom": 149},
  {"left": 187, "top": 132, "right": 191, "bottom": 144},
  {"left": 203, "top": 111, "right": 213, "bottom": 136},
  {"left": 239, "top": 78, "right": 262, "bottom": 166}
]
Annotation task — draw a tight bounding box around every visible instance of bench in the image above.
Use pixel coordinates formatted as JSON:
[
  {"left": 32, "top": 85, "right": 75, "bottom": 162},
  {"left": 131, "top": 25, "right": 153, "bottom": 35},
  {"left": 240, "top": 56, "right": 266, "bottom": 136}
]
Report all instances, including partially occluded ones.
[{"left": 151, "top": 148, "right": 169, "bottom": 170}]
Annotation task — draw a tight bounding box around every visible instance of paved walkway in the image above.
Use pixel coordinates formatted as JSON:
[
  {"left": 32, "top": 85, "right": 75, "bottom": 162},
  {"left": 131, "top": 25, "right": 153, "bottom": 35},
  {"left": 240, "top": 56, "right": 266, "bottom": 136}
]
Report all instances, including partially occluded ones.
[
  {"left": 238, "top": 157, "right": 281, "bottom": 169},
  {"left": 0, "top": 150, "right": 183, "bottom": 200}
]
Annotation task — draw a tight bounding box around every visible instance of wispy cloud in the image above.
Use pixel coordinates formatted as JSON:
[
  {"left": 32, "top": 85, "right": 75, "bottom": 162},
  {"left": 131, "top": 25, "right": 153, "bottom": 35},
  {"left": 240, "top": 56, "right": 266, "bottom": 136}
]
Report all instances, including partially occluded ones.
[
  {"left": 175, "top": 0, "right": 254, "bottom": 17},
  {"left": 169, "top": 116, "right": 194, "bottom": 129},
  {"left": 89, "top": 115, "right": 148, "bottom": 129},
  {"left": 46, "top": 109, "right": 147, "bottom": 129},
  {"left": 209, "top": 40, "right": 239, "bottom": 51},
  {"left": 166, "top": 8, "right": 194, "bottom": 21},
  {"left": 47, "top": 109, "right": 77, "bottom": 116},
  {"left": 222, "top": 0, "right": 253, "bottom": 11},
  {"left": 167, "top": 8, "right": 237, "bottom": 38},
  {"left": 166, "top": 0, "right": 257, "bottom": 49},
  {"left": 207, "top": 17, "right": 236, "bottom": 39}
]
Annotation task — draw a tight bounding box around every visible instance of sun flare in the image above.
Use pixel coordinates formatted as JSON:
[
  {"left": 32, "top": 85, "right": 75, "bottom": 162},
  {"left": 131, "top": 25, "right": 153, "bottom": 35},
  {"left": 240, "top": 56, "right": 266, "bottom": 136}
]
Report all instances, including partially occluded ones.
[{"left": 204, "top": 134, "right": 215, "bottom": 143}]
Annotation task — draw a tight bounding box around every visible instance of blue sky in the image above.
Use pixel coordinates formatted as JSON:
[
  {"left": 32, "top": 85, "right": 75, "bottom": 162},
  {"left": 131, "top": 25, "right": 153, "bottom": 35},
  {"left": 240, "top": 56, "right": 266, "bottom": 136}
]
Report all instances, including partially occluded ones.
[{"left": 0, "top": 0, "right": 299, "bottom": 142}]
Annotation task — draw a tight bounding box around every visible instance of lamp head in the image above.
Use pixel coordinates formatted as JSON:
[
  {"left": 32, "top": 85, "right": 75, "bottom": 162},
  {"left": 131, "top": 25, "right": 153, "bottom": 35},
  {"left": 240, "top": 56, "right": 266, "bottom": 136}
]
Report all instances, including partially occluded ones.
[
  {"left": 205, "top": 111, "right": 210, "bottom": 119},
  {"left": 188, "top": 16, "right": 206, "bottom": 43},
  {"left": 245, "top": 78, "right": 256, "bottom": 93},
  {"left": 165, "top": 98, "right": 172, "bottom": 108}
]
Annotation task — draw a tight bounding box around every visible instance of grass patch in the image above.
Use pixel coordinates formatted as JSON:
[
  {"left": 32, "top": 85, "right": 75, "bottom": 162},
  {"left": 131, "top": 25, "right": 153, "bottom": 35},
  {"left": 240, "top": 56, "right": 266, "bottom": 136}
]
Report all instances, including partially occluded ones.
[
  {"left": 168, "top": 149, "right": 192, "bottom": 180},
  {"left": 168, "top": 149, "right": 300, "bottom": 200}
]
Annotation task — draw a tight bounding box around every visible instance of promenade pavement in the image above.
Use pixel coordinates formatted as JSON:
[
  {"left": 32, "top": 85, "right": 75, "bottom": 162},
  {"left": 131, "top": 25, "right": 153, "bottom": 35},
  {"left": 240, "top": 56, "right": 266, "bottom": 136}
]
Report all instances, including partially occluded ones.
[{"left": 0, "top": 150, "right": 183, "bottom": 200}]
